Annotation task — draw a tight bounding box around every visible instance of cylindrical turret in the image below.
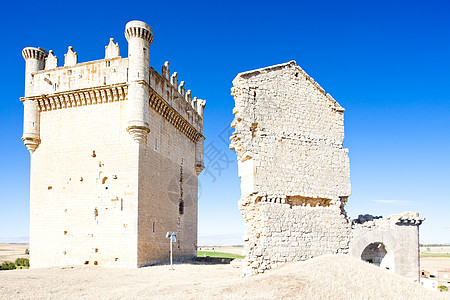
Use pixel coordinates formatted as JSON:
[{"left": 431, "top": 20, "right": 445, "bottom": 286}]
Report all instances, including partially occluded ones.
[
  {"left": 22, "top": 47, "right": 48, "bottom": 153},
  {"left": 125, "top": 20, "right": 153, "bottom": 143}
]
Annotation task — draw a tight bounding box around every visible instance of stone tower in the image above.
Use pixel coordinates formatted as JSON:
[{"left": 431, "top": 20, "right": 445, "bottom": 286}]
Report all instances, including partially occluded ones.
[
  {"left": 230, "top": 61, "right": 423, "bottom": 281},
  {"left": 21, "top": 20, "right": 205, "bottom": 268}
]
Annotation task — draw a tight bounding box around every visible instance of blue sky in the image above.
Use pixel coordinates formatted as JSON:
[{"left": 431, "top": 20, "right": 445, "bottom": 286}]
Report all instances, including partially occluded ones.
[{"left": 0, "top": 0, "right": 448, "bottom": 244}]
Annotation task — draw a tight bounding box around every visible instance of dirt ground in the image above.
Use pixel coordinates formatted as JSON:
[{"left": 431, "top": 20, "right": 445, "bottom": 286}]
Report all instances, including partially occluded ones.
[
  {"left": 207, "top": 245, "right": 244, "bottom": 256},
  {"left": 1, "top": 254, "right": 448, "bottom": 299},
  {"left": 420, "top": 246, "right": 450, "bottom": 273},
  {"left": 0, "top": 243, "right": 29, "bottom": 264}
]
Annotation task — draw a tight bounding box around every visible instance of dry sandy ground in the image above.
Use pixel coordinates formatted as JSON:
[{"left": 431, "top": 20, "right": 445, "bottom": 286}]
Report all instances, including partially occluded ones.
[
  {"left": 210, "top": 245, "right": 244, "bottom": 256},
  {"left": 421, "top": 246, "right": 450, "bottom": 255},
  {"left": 1, "top": 255, "right": 449, "bottom": 300},
  {"left": 0, "top": 244, "right": 29, "bottom": 264},
  {"left": 420, "top": 246, "right": 450, "bottom": 273},
  {"left": 421, "top": 257, "right": 450, "bottom": 273}
]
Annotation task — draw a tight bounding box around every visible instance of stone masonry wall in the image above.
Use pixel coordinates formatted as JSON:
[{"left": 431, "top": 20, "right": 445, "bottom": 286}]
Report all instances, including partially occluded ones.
[
  {"left": 240, "top": 197, "right": 351, "bottom": 275},
  {"left": 230, "top": 61, "right": 352, "bottom": 275},
  {"left": 231, "top": 61, "right": 350, "bottom": 202},
  {"left": 349, "top": 212, "right": 424, "bottom": 282},
  {"left": 30, "top": 101, "right": 140, "bottom": 268},
  {"left": 137, "top": 108, "right": 198, "bottom": 266}
]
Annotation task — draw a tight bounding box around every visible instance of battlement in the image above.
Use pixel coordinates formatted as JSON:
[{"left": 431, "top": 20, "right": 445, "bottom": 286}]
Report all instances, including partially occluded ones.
[{"left": 21, "top": 22, "right": 205, "bottom": 144}]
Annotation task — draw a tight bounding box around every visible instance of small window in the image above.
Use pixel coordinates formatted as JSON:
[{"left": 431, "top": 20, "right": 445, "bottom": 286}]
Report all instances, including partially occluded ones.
[{"left": 179, "top": 200, "right": 184, "bottom": 215}]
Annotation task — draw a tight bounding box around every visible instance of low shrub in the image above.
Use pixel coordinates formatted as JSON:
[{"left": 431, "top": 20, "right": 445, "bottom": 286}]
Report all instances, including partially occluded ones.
[
  {"left": 1, "top": 261, "right": 16, "bottom": 270},
  {"left": 15, "top": 258, "right": 30, "bottom": 267},
  {"left": 438, "top": 285, "right": 449, "bottom": 292}
]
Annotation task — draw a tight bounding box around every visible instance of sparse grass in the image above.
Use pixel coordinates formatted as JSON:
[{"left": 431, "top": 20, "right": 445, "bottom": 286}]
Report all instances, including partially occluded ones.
[
  {"left": 197, "top": 251, "right": 244, "bottom": 259},
  {"left": 420, "top": 253, "right": 450, "bottom": 258}
]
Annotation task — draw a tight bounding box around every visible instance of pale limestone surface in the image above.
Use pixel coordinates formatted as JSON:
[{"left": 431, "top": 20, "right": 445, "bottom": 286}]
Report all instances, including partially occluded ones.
[
  {"left": 20, "top": 20, "right": 205, "bottom": 268},
  {"left": 230, "top": 61, "right": 423, "bottom": 281}
]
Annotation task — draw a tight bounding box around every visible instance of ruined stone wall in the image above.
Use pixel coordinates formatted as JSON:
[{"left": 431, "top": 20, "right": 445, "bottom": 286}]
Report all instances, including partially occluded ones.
[
  {"left": 231, "top": 61, "right": 351, "bottom": 275},
  {"left": 231, "top": 61, "right": 350, "bottom": 202},
  {"left": 230, "top": 61, "right": 424, "bottom": 280},
  {"left": 240, "top": 199, "right": 351, "bottom": 275},
  {"left": 349, "top": 212, "right": 423, "bottom": 282}
]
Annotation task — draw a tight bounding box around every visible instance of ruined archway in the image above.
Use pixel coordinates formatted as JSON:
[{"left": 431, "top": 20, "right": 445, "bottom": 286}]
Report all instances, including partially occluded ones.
[
  {"left": 361, "top": 242, "right": 387, "bottom": 266},
  {"left": 360, "top": 242, "right": 395, "bottom": 272}
]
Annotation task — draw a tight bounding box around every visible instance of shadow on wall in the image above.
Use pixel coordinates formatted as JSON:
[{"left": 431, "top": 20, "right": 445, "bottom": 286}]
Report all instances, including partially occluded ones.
[{"left": 361, "top": 242, "right": 395, "bottom": 272}]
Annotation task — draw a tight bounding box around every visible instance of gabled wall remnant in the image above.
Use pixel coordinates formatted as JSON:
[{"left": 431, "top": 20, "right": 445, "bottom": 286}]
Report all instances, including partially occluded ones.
[{"left": 230, "top": 61, "right": 424, "bottom": 281}]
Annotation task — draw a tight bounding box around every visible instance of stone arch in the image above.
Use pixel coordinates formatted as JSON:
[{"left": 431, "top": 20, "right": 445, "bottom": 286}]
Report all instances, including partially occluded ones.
[
  {"left": 361, "top": 242, "right": 387, "bottom": 266},
  {"left": 349, "top": 231, "right": 397, "bottom": 273}
]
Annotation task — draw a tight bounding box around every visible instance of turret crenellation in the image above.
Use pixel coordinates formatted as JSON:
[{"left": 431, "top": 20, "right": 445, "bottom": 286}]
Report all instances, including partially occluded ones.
[
  {"left": 45, "top": 51, "right": 58, "bottom": 70},
  {"left": 105, "top": 38, "right": 120, "bottom": 59},
  {"left": 125, "top": 20, "right": 153, "bottom": 44},
  {"left": 170, "top": 72, "right": 178, "bottom": 87},
  {"left": 64, "top": 46, "right": 78, "bottom": 67},
  {"left": 178, "top": 81, "right": 186, "bottom": 97},
  {"left": 22, "top": 47, "right": 48, "bottom": 61},
  {"left": 186, "top": 90, "right": 192, "bottom": 102},
  {"left": 162, "top": 61, "right": 170, "bottom": 79}
]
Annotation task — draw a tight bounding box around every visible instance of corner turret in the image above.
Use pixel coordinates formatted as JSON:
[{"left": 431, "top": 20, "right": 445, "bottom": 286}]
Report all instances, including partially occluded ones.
[
  {"left": 125, "top": 20, "right": 153, "bottom": 143},
  {"left": 21, "top": 47, "right": 48, "bottom": 153}
]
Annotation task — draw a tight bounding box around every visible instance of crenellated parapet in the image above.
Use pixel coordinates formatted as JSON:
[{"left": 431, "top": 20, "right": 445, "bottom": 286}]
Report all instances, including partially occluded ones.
[
  {"left": 22, "top": 47, "right": 48, "bottom": 61},
  {"left": 125, "top": 21, "right": 153, "bottom": 44},
  {"left": 20, "top": 20, "right": 205, "bottom": 152},
  {"left": 148, "top": 64, "right": 205, "bottom": 138}
]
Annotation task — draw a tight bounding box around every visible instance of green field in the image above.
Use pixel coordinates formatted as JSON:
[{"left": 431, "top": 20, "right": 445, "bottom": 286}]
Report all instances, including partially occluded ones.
[
  {"left": 420, "top": 253, "right": 450, "bottom": 258},
  {"left": 197, "top": 251, "right": 244, "bottom": 259}
]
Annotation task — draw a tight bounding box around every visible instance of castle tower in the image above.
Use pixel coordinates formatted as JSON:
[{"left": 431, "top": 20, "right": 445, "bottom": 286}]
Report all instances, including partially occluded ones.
[
  {"left": 21, "top": 21, "right": 205, "bottom": 269},
  {"left": 21, "top": 47, "right": 48, "bottom": 152},
  {"left": 125, "top": 21, "right": 153, "bottom": 143}
]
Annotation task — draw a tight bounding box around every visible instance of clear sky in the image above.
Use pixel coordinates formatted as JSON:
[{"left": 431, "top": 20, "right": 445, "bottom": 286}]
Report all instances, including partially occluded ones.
[{"left": 0, "top": 0, "right": 448, "bottom": 244}]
